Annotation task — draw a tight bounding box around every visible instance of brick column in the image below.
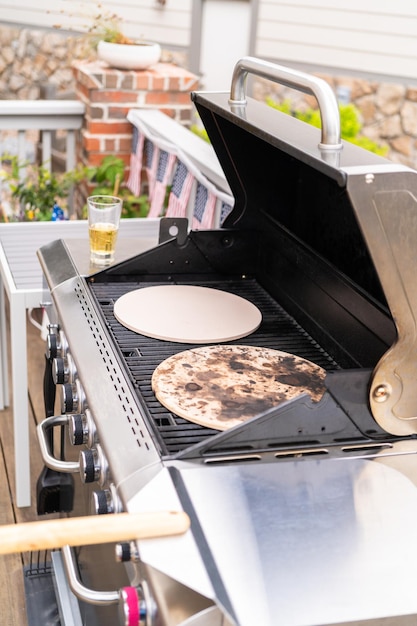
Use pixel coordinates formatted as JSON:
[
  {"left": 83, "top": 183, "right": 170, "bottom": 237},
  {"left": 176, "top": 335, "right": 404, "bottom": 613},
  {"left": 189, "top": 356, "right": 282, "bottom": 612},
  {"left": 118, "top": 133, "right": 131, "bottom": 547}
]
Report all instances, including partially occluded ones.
[{"left": 72, "top": 60, "right": 200, "bottom": 209}]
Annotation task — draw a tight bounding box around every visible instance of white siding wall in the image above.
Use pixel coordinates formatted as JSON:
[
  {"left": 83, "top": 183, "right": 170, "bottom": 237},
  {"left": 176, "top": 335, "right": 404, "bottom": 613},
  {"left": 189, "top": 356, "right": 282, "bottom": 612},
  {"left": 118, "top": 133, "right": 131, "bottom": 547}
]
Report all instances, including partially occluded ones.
[
  {"left": 1, "top": 0, "right": 417, "bottom": 82},
  {"left": 255, "top": 0, "right": 417, "bottom": 81},
  {"left": 0, "top": 0, "right": 193, "bottom": 48}
]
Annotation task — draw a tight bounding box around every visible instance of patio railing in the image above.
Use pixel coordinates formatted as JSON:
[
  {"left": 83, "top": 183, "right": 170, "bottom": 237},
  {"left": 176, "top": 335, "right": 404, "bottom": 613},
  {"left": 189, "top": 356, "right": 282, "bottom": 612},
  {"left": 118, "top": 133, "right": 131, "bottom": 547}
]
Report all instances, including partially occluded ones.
[
  {"left": 0, "top": 99, "right": 85, "bottom": 178},
  {"left": 0, "top": 101, "right": 234, "bottom": 227}
]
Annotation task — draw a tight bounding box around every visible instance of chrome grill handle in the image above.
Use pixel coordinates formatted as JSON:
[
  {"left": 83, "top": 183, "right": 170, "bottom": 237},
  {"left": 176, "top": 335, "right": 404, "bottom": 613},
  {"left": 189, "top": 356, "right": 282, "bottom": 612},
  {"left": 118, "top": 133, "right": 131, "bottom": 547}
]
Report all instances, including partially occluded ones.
[
  {"left": 61, "top": 545, "right": 150, "bottom": 624},
  {"left": 37, "top": 415, "right": 80, "bottom": 473},
  {"left": 229, "top": 56, "right": 343, "bottom": 150},
  {"left": 61, "top": 545, "right": 119, "bottom": 606}
]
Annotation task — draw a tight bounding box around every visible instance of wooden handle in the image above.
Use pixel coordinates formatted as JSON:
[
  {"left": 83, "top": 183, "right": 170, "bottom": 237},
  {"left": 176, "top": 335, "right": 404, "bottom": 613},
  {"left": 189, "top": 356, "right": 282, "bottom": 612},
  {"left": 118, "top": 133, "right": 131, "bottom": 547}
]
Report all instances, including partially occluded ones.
[{"left": 0, "top": 510, "right": 190, "bottom": 555}]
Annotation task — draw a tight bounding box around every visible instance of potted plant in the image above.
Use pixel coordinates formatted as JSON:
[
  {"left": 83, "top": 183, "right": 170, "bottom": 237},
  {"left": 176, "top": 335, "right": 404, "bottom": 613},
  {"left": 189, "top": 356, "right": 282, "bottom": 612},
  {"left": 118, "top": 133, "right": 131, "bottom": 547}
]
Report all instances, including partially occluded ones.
[{"left": 53, "top": 4, "right": 161, "bottom": 70}]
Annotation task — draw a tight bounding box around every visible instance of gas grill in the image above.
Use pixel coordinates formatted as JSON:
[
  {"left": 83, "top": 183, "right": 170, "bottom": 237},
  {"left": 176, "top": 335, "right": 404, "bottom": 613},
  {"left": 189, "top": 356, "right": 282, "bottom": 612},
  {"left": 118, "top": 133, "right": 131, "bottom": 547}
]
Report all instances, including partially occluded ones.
[{"left": 35, "top": 58, "right": 417, "bottom": 626}]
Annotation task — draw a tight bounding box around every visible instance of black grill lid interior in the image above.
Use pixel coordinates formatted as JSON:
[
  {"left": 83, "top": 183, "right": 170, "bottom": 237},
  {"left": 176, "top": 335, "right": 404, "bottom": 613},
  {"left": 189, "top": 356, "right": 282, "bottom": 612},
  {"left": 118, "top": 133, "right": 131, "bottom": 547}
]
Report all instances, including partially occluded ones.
[{"left": 192, "top": 90, "right": 390, "bottom": 304}]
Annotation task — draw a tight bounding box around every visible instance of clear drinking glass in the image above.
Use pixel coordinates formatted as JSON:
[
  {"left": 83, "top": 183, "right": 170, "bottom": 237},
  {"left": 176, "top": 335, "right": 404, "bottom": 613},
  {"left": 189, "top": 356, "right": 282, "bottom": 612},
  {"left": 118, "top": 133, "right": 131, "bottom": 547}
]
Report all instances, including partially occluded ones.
[{"left": 87, "top": 195, "right": 122, "bottom": 266}]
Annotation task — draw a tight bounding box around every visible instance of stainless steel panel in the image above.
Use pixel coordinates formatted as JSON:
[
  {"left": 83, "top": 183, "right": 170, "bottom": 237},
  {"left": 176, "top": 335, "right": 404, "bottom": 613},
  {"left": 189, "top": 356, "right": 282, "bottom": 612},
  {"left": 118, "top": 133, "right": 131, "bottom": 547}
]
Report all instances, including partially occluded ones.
[{"left": 134, "top": 453, "right": 417, "bottom": 626}]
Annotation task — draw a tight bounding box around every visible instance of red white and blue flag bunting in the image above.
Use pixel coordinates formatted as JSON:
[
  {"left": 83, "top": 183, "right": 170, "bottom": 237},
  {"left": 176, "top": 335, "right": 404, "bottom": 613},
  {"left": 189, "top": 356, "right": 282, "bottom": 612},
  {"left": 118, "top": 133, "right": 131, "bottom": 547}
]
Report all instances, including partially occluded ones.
[
  {"left": 192, "top": 182, "right": 217, "bottom": 229},
  {"left": 127, "top": 126, "right": 144, "bottom": 197},
  {"left": 166, "top": 150, "right": 234, "bottom": 228},
  {"left": 220, "top": 200, "right": 234, "bottom": 225},
  {"left": 127, "top": 115, "right": 235, "bottom": 228},
  {"left": 166, "top": 160, "right": 195, "bottom": 218},
  {"left": 144, "top": 139, "right": 160, "bottom": 202},
  {"left": 148, "top": 148, "right": 177, "bottom": 217}
]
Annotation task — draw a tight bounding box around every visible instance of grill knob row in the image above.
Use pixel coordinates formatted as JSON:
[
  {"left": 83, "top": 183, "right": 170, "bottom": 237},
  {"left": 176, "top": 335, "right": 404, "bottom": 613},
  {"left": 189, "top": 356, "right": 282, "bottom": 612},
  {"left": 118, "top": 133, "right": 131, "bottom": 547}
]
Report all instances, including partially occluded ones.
[
  {"left": 50, "top": 339, "right": 98, "bottom": 452},
  {"left": 45, "top": 327, "right": 120, "bottom": 531},
  {"left": 45, "top": 330, "right": 149, "bottom": 625}
]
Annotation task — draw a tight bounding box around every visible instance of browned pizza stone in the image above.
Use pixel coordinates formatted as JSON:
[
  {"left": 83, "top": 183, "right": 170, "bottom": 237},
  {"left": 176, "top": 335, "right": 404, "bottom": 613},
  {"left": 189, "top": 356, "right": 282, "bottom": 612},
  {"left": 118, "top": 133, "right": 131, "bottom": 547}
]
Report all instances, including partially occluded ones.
[{"left": 151, "top": 345, "right": 326, "bottom": 430}]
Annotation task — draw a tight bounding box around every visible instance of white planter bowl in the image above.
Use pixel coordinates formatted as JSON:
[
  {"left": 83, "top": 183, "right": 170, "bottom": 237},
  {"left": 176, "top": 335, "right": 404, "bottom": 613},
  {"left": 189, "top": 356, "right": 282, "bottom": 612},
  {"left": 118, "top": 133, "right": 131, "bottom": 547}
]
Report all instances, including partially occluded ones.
[{"left": 97, "top": 41, "right": 161, "bottom": 70}]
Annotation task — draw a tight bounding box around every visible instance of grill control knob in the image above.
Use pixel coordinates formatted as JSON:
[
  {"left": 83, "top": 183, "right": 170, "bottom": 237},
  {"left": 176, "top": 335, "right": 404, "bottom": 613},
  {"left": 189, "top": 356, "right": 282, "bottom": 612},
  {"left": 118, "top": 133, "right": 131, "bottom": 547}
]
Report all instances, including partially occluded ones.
[
  {"left": 79, "top": 448, "right": 98, "bottom": 484},
  {"left": 115, "top": 541, "right": 140, "bottom": 563},
  {"left": 46, "top": 329, "right": 68, "bottom": 360},
  {"left": 118, "top": 586, "right": 147, "bottom": 626},
  {"left": 79, "top": 444, "right": 108, "bottom": 486},
  {"left": 52, "top": 357, "right": 67, "bottom": 384},
  {"left": 68, "top": 409, "right": 97, "bottom": 447},
  {"left": 68, "top": 413, "right": 85, "bottom": 446},
  {"left": 61, "top": 380, "right": 86, "bottom": 414},
  {"left": 91, "top": 485, "right": 122, "bottom": 515},
  {"left": 52, "top": 354, "right": 77, "bottom": 385},
  {"left": 92, "top": 489, "right": 112, "bottom": 515},
  {"left": 46, "top": 332, "right": 58, "bottom": 360}
]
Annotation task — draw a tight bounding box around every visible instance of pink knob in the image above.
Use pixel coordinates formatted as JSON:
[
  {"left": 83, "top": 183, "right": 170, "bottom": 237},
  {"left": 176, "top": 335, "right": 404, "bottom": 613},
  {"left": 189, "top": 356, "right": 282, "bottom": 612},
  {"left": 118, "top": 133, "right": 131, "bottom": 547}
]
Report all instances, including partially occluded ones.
[{"left": 119, "top": 586, "right": 140, "bottom": 626}]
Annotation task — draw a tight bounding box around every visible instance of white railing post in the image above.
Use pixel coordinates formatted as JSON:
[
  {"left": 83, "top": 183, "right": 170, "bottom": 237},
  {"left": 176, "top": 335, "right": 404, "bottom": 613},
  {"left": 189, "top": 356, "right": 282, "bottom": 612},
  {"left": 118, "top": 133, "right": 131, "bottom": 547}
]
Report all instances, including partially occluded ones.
[{"left": 0, "top": 100, "right": 85, "bottom": 208}]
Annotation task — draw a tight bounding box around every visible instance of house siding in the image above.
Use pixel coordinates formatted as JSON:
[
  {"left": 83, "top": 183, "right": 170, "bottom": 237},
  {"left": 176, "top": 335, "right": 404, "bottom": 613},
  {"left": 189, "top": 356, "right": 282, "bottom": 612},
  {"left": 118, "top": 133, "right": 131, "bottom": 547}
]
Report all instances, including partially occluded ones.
[
  {"left": 1, "top": 0, "right": 417, "bottom": 82},
  {"left": 255, "top": 0, "right": 417, "bottom": 82},
  {"left": 0, "top": 0, "right": 193, "bottom": 48}
]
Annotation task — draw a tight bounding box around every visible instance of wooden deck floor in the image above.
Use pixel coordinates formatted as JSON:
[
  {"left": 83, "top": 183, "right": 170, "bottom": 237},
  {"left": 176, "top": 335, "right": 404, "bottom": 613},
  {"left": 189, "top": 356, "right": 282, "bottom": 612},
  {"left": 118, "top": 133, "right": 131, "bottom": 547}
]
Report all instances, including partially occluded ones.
[{"left": 0, "top": 304, "right": 54, "bottom": 625}]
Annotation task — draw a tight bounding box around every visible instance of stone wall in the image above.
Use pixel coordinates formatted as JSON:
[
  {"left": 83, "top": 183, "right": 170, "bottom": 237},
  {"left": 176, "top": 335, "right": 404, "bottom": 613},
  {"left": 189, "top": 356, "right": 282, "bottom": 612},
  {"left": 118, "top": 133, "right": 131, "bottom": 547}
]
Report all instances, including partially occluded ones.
[
  {"left": 253, "top": 74, "right": 417, "bottom": 169},
  {"left": 1, "top": 24, "right": 417, "bottom": 168},
  {"left": 0, "top": 25, "right": 86, "bottom": 99},
  {"left": 0, "top": 24, "right": 182, "bottom": 100}
]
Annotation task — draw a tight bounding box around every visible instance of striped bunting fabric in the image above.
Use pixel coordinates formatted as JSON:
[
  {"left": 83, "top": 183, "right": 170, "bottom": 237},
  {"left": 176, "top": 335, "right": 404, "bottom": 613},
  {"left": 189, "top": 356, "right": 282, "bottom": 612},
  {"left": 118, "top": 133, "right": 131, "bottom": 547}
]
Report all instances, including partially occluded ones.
[
  {"left": 192, "top": 182, "right": 217, "bottom": 229},
  {"left": 220, "top": 200, "right": 234, "bottom": 225},
  {"left": 127, "top": 115, "right": 235, "bottom": 228},
  {"left": 144, "top": 139, "right": 159, "bottom": 202},
  {"left": 127, "top": 126, "right": 145, "bottom": 197},
  {"left": 148, "top": 148, "right": 177, "bottom": 217},
  {"left": 166, "top": 160, "right": 195, "bottom": 218}
]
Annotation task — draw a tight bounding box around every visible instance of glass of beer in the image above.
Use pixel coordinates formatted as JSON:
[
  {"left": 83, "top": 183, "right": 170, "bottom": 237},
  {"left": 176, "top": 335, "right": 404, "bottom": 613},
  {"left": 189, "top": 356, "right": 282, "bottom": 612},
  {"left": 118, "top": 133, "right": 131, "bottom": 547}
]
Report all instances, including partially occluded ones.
[{"left": 87, "top": 195, "right": 122, "bottom": 266}]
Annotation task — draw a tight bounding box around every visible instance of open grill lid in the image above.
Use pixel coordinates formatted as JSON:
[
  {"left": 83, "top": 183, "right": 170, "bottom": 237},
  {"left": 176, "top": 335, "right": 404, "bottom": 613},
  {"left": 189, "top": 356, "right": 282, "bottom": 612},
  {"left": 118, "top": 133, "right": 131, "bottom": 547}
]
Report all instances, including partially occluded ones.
[{"left": 192, "top": 57, "right": 417, "bottom": 437}]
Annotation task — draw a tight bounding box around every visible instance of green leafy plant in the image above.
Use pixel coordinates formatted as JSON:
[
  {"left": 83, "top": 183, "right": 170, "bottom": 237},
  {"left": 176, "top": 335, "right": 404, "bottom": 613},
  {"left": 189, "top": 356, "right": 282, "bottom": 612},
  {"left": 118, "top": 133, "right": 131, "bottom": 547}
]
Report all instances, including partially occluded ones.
[
  {"left": 266, "top": 98, "right": 388, "bottom": 156},
  {"left": 91, "top": 155, "right": 149, "bottom": 218},
  {"left": 0, "top": 156, "right": 94, "bottom": 222},
  {"left": 0, "top": 154, "right": 150, "bottom": 223}
]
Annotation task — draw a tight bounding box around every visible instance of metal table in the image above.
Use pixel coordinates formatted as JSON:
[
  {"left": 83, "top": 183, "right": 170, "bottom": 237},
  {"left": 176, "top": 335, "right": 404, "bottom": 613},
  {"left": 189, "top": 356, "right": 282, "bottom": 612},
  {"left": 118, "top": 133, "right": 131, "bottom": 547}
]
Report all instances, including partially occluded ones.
[{"left": 0, "top": 219, "right": 160, "bottom": 507}]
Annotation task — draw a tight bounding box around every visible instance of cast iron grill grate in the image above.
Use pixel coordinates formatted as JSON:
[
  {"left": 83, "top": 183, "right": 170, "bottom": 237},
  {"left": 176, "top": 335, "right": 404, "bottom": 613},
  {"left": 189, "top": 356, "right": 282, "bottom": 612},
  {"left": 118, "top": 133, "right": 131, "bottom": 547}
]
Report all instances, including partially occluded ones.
[{"left": 89, "top": 278, "right": 340, "bottom": 455}]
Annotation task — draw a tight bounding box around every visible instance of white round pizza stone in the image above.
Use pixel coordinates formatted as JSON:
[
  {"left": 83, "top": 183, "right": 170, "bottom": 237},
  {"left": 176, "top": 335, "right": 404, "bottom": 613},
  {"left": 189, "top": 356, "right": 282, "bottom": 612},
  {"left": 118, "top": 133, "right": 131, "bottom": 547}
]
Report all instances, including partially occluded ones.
[{"left": 113, "top": 285, "right": 262, "bottom": 343}]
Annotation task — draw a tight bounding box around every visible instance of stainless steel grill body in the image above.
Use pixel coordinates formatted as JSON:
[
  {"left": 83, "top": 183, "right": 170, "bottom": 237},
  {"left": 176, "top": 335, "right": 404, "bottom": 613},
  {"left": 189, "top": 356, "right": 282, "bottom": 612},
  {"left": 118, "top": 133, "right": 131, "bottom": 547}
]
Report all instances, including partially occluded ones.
[{"left": 36, "top": 59, "right": 417, "bottom": 626}]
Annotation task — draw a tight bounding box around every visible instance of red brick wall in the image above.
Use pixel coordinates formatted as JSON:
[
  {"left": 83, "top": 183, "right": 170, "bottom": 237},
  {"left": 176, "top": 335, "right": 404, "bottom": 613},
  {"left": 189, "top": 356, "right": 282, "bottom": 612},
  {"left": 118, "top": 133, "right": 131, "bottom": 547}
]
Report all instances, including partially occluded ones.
[{"left": 72, "top": 60, "right": 200, "bottom": 205}]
